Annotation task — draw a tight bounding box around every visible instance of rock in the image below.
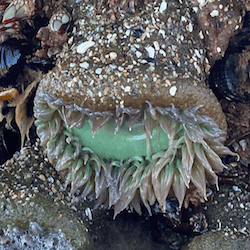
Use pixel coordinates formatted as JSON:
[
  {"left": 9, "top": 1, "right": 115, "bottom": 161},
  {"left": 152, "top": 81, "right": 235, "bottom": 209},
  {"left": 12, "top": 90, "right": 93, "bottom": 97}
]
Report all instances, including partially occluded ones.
[
  {"left": 0, "top": 143, "right": 94, "bottom": 250},
  {"left": 182, "top": 230, "right": 250, "bottom": 250}
]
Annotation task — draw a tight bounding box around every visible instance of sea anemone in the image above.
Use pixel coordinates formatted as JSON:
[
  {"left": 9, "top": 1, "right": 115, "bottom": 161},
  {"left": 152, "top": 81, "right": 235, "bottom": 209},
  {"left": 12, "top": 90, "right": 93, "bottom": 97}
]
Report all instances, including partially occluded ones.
[
  {"left": 34, "top": 74, "right": 237, "bottom": 217},
  {"left": 34, "top": 0, "right": 238, "bottom": 217}
]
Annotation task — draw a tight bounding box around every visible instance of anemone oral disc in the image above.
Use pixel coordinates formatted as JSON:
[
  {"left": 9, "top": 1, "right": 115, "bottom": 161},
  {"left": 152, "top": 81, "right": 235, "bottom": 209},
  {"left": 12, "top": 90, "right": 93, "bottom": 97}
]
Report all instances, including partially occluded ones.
[{"left": 71, "top": 118, "right": 170, "bottom": 161}]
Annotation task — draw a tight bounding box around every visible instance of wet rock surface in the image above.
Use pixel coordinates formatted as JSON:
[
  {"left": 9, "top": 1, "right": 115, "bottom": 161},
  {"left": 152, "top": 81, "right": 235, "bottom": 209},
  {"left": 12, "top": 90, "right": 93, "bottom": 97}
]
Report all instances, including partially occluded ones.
[
  {"left": 182, "top": 230, "right": 250, "bottom": 250},
  {"left": 181, "top": 158, "right": 250, "bottom": 249},
  {"left": 222, "top": 100, "right": 250, "bottom": 166},
  {"left": 0, "top": 222, "right": 75, "bottom": 250},
  {"left": 0, "top": 142, "right": 93, "bottom": 250}
]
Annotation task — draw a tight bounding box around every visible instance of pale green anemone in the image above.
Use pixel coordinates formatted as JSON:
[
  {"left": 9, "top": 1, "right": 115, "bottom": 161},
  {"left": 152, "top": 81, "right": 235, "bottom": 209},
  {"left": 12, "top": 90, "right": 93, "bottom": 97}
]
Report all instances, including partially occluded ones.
[
  {"left": 34, "top": 91, "right": 237, "bottom": 217},
  {"left": 32, "top": 0, "right": 239, "bottom": 218}
]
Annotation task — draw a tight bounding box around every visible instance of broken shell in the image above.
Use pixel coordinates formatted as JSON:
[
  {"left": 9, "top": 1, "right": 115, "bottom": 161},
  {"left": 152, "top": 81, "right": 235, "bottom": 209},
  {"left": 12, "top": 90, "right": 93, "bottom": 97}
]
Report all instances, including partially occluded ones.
[{"left": 76, "top": 41, "right": 95, "bottom": 54}]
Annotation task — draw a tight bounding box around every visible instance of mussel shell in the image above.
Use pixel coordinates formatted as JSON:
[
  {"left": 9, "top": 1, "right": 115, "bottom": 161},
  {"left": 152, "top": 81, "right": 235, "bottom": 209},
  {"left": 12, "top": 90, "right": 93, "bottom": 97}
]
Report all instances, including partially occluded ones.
[
  {"left": 152, "top": 198, "right": 181, "bottom": 226},
  {"left": 26, "top": 57, "right": 55, "bottom": 73},
  {"left": 227, "top": 27, "right": 250, "bottom": 54},
  {"left": 209, "top": 52, "right": 250, "bottom": 103},
  {"left": 227, "top": 11, "right": 250, "bottom": 54},
  {"left": 209, "top": 11, "right": 250, "bottom": 103},
  {"left": 0, "top": 39, "right": 30, "bottom": 88}
]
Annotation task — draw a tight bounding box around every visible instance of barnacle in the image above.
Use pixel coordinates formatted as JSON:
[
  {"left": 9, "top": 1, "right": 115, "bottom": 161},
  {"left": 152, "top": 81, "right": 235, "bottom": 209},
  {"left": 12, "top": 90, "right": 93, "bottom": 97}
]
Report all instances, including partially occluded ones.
[
  {"left": 0, "top": 1, "right": 70, "bottom": 151},
  {"left": 2, "top": 0, "right": 37, "bottom": 25},
  {"left": 0, "top": 0, "right": 70, "bottom": 49},
  {"left": 0, "top": 0, "right": 38, "bottom": 42},
  {"left": 36, "top": 7, "right": 71, "bottom": 57}
]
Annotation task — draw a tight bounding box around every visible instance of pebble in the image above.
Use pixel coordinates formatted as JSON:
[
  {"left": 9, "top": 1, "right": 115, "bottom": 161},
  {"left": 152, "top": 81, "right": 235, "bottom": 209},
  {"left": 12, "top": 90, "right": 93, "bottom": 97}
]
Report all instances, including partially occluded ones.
[
  {"left": 159, "top": 0, "right": 167, "bottom": 13},
  {"left": 109, "top": 52, "right": 117, "bottom": 60},
  {"left": 169, "top": 86, "right": 177, "bottom": 96},
  {"left": 79, "top": 62, "right": 89, "bottom": 69},
  {"left": 145, "top": 46, "right": 155, "bottom": 59}
]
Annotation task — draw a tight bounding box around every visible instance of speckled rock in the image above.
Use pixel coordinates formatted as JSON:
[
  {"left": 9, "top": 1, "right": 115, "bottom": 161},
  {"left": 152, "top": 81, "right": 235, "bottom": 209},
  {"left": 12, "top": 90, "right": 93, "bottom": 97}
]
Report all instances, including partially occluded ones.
[
  {"left": 0, "top": 144, "right": 93, "bottom": 250},
  {"left": 205, "top": 183, "right": 250, "bottom": 235},
  {"left": 182, "top": 163, "right": 250, "bottom": 250},
  {"left": 181, "top": 230, "right": 250, "bottom": 250}
]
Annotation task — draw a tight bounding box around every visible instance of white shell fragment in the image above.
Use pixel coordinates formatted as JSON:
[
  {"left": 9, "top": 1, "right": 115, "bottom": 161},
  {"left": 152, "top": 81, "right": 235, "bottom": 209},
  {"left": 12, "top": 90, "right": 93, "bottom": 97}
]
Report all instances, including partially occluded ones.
[
  {"left": 85, "top": 207, "right": 93, "bottom": 220},
  {"left": 109, "top": 52, "right": 117, "bottom": 60},
  {"left": 217, "top": 47, "right": 222, "bottom": 53},
  {"left": 169, "top": 86, "right": 177, "bottom": 96},
  {"left": 77, "top": 41, "right": 95, "bottom": 54},
  {"left": 79, "top": 62, "right": 89, "bottom": 69},
  {"left": 124, "top": 86, "right": 131, "bottom": 92},
  {"left": 197, "top": 0, "right": 208, "bottom": 8},
  {"left": 187, "top": 22, "right": 193, "bottom": 32},
  {"left": 210, "top": 9, "right": 219, "bottom": 17},
  {"left": 153, "top": 41, "right": 160, "bottom": 51},
  {"left": 159, "top": 0, "right": 167, "bottom": 13},
  {"left": 145, "top": 46, "right": 155, "bottom": 59},
  {"left": 95, "top": 68, "right": 102, "bottom": 74},
  {"left": 136, "top": 51, "right": 142, "bottom": 58},
  {"left": 62, "top": 13, "right": 70, "bottom": 24}
]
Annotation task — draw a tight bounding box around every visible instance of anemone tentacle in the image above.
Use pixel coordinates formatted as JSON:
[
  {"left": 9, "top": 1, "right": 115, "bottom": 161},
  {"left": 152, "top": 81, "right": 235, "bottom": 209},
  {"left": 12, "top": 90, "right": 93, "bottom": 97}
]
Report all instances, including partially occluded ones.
[{"left": 34, "top": 90, "right": 238, "bottom": 217}]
